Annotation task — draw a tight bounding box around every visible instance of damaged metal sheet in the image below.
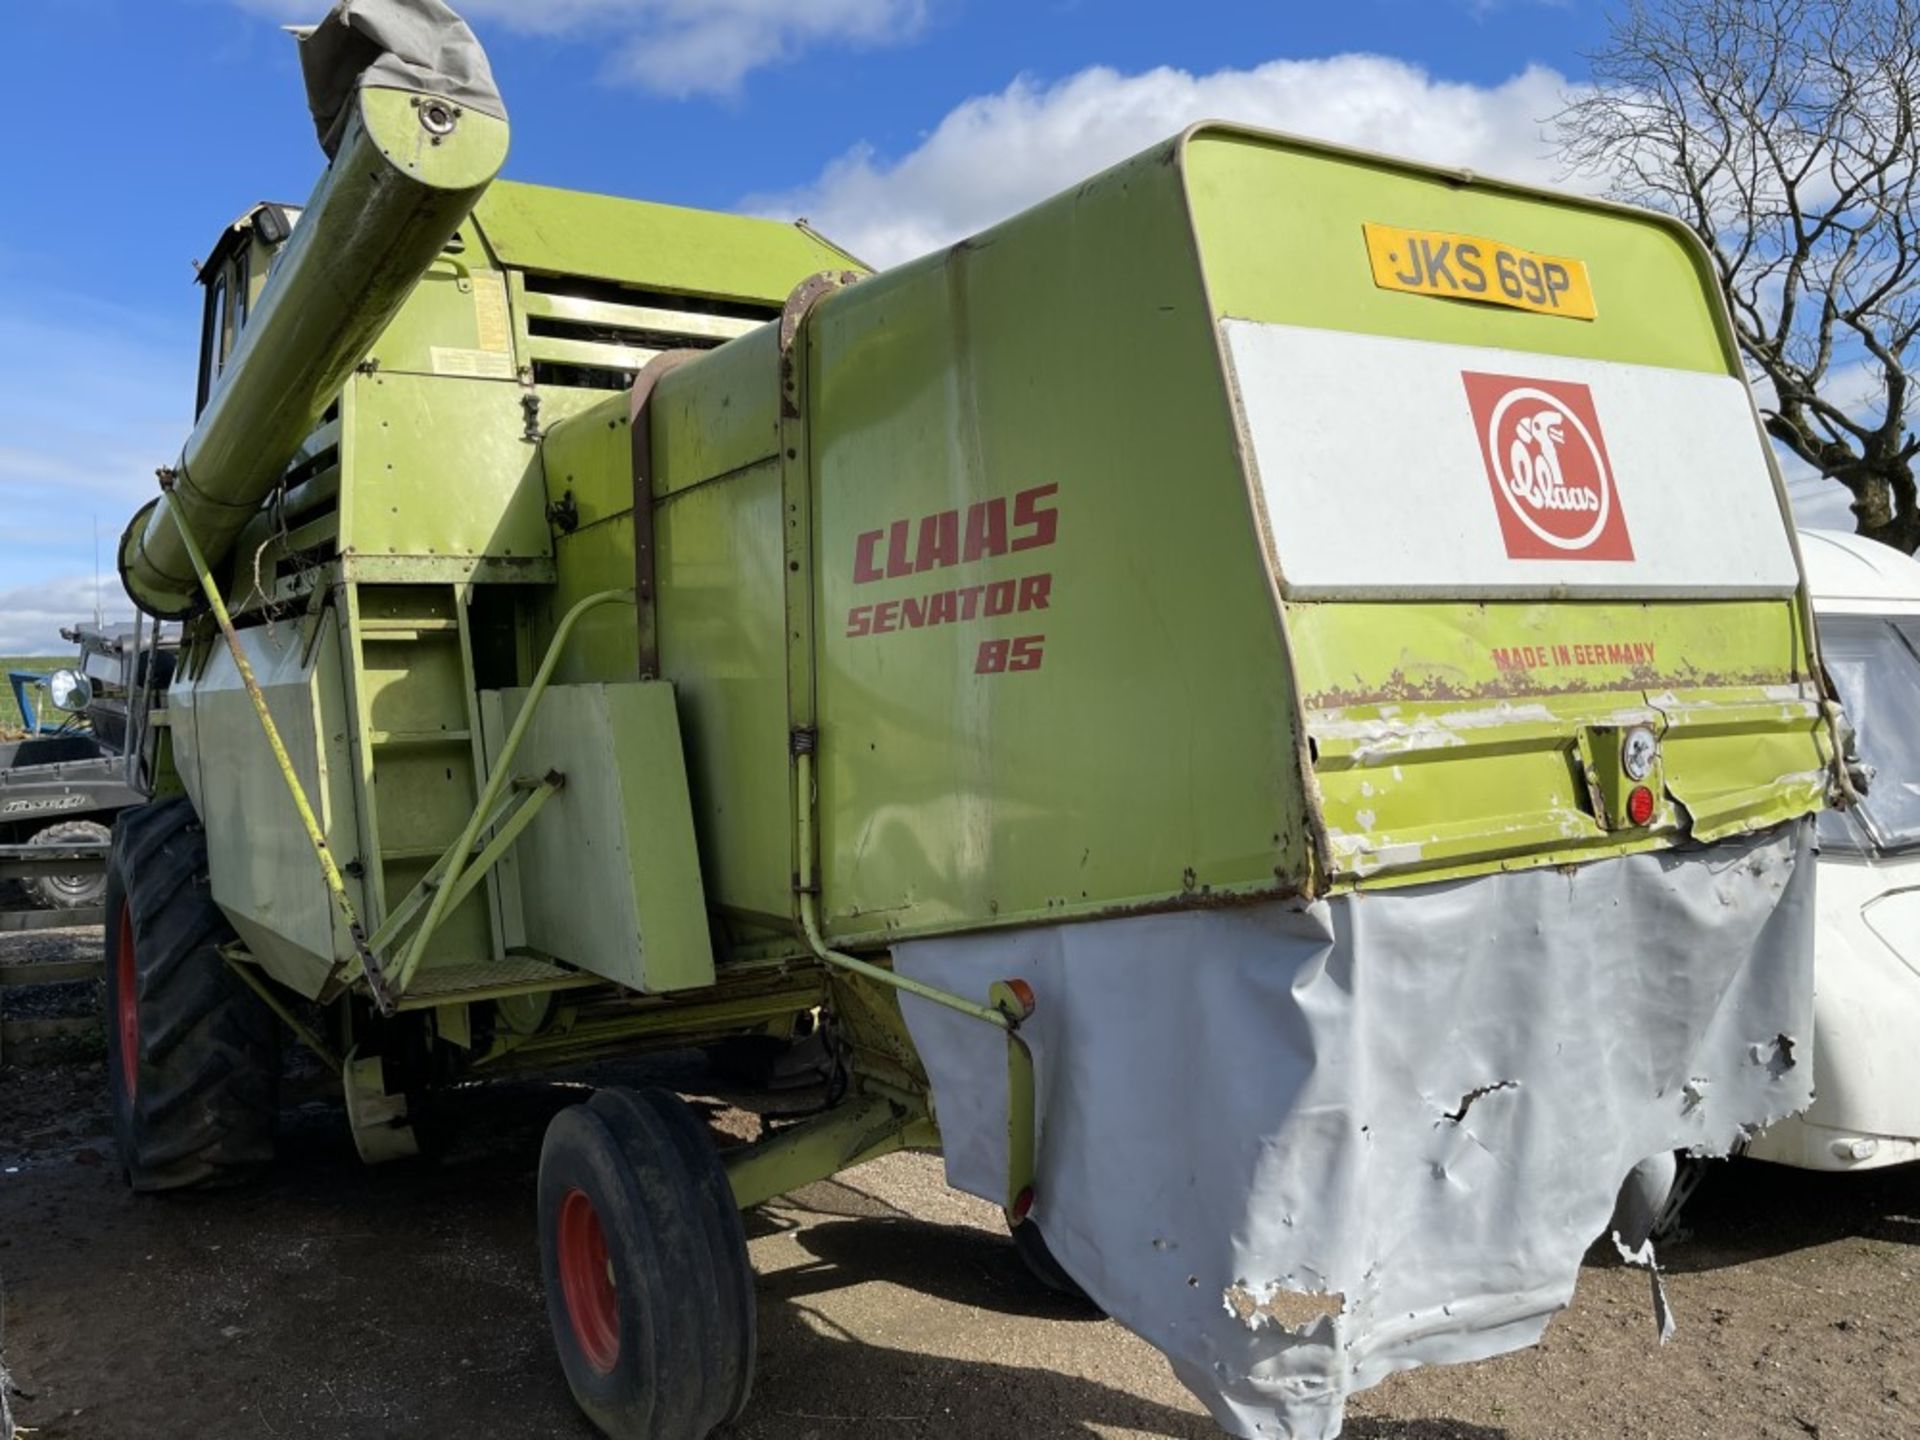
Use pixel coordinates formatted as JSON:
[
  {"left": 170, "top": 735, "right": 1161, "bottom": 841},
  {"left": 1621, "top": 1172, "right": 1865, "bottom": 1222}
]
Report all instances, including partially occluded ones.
[{"left": 896, "top": 819, "right": 1815, "bottom": 1439}]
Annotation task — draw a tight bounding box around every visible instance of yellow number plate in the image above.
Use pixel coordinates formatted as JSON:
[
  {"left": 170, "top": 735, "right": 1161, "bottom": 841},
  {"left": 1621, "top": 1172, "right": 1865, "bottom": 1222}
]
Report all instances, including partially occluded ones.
[{"left": 1362, "top": 223, "right": 1597, "bottom": 321}]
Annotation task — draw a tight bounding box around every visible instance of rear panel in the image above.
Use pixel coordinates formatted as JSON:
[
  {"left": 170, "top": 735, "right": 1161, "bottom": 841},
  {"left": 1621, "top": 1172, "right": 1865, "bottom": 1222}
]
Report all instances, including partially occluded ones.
[{"left": 1182, "top": 126, "right": 1832, "bottom": 887}]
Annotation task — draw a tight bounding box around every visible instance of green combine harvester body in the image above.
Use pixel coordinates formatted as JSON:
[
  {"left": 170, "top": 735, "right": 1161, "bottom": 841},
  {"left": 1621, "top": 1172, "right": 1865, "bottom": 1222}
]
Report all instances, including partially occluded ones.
[{"left": 106, "top": 7, "right": 1843, "bottom": 1438}]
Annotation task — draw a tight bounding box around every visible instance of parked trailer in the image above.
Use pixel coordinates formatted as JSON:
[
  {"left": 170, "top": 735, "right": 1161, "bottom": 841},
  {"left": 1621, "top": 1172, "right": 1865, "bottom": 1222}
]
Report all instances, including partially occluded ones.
[
  {"left": 1745, "top": 528, "right": 1920, "bottom": 1173},
  {"left": 0, "top": 624, "right": 172, "bottom": 919},
  {"left": 106, "top": 4, "right": 1844, "bottom": 1437}
]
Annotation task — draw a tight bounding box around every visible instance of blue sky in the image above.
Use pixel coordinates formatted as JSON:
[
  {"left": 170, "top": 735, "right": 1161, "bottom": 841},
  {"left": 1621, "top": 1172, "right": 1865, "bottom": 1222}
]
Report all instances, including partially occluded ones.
[{"left": 0, "top": 0, "right": 1847, "bottom": 650}]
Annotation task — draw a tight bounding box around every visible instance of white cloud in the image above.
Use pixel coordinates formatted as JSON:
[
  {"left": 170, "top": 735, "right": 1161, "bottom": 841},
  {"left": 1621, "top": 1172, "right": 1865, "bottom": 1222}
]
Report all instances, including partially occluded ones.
[
  {"left": 231, "top": 0, "right": 928, "bottom": 97},
  {"left": 750, "top": 55, "right": 1582, "bottom": 267},
  {"left": 0, "top": 574, "right": 134, "bottom": 658},
  {"left": 0, "top": 300, "right": 189, "bottom": 655}
]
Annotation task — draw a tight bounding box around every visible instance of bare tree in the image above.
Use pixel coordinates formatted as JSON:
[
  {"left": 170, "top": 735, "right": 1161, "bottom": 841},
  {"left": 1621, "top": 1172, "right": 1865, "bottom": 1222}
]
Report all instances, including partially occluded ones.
[{"left": 1560, "top": 0, "right": 1920, "bottom": 548}]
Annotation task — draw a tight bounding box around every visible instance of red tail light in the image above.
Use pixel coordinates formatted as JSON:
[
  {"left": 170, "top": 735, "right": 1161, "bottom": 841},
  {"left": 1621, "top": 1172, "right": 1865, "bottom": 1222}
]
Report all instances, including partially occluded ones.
[{"left": 1627, "top": 785, "right": 1656, "bottom": 826}]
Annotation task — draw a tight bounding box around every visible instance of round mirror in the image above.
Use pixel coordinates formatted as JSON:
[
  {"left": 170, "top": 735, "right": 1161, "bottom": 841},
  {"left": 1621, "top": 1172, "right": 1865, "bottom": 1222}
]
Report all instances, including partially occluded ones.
[{"left": 47, "top": 668, "right": 93, "bottom": 713}]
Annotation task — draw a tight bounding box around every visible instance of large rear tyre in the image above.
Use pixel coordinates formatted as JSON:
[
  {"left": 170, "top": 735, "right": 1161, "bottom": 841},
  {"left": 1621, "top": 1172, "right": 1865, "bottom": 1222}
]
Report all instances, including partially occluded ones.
[
  {"left": 538, "top": 1087, "right": 755, "bottom": 1439},
  {"left": 28, "top": 819, "right": 110, "bottom": 910},
  {"left": 104, "top": 800, "right": 279, "bottom": 1191}
]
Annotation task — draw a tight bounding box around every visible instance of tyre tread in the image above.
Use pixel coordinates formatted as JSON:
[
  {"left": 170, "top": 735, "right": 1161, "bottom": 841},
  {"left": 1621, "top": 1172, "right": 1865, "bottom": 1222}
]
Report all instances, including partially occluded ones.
[{"left": 107, "top": 799, "right": 278, "bottom": 1192}]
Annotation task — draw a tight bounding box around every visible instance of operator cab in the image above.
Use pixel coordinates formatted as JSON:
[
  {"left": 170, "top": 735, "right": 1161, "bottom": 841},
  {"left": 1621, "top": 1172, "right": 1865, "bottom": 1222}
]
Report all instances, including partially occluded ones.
[{"left": 194, "top": 203, "right": 298, "bottom": 416}]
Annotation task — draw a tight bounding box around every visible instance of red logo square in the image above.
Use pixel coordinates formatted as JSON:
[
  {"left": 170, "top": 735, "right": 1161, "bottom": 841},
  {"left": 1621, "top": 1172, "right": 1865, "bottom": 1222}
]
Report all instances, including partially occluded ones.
[{"left": 1462, "top": 372, "right": 1633, "bottom": 561}]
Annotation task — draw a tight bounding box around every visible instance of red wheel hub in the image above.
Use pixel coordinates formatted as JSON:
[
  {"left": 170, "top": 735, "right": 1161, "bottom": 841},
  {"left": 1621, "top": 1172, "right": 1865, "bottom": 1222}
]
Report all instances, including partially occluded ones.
[
  {"left": 557, "top": 1186, "right": 620, "bottom": 1374},
  {"left": 115, "top": 900, "right": 138, "bottom": 1101}
]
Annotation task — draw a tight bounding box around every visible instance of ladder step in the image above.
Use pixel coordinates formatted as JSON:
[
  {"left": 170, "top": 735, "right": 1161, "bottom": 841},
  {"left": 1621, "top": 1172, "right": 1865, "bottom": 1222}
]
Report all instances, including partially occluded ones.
[
  {"left": 379, "top": 845, "right": 455, "bottom": 864},
  {"left": 359, "top": 618, "right": 460, "bottom": 636},
  {"left": 369, "top": 728, "right": 472, "bottom": 747},
  {"left": 394, "top": 956, "right": 598, "bottom": 1008}
]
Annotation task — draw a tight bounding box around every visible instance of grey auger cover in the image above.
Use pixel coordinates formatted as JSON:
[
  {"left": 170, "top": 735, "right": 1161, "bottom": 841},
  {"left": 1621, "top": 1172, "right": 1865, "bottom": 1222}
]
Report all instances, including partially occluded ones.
[{"left": 293, "top": 0, "right": 506, "bottom": 157}]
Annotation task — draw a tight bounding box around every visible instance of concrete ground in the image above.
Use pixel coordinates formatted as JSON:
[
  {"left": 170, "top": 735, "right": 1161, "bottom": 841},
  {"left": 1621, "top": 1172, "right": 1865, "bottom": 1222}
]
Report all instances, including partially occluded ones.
[{"left": 2, "top": 924, "right": 1917, "bottom": 1440}]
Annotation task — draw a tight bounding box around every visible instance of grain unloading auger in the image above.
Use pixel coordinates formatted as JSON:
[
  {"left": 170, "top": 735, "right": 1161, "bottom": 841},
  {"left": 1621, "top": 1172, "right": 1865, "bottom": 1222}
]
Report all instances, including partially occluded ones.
[{"left": 108, "top": 3, "right": 1848, "bottom": 1436}]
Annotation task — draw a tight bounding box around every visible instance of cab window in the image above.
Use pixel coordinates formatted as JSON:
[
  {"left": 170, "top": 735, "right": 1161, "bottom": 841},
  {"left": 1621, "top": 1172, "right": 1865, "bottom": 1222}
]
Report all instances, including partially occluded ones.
[
  {"left": 196, "top": 272, "right": 229, "bottom": 416},
  {"left": 194, "top": 249, "right": 255, "bottom": 417}
]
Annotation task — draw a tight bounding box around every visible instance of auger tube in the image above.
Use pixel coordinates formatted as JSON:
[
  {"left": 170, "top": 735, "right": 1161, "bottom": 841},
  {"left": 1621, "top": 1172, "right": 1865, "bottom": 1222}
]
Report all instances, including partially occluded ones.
[{"left": 120, "top": 82, "right": 508, "bottom": 617}]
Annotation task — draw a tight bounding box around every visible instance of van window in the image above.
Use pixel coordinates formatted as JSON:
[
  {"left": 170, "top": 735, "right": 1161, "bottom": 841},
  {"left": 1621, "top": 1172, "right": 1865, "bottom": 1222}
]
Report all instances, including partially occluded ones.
[{"left": 1818, "top": 615, "right": 1920, "bottom": 852}]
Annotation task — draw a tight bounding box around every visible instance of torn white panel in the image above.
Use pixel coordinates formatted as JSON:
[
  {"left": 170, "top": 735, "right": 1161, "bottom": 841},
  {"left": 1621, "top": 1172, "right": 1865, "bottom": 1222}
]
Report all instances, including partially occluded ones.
[
  {"left": 1611, "top": 1232, "right": 1676, "bottom": 1346},
  {"left": 896, "top": 820, "right": 1814, "bottom": 1440}
]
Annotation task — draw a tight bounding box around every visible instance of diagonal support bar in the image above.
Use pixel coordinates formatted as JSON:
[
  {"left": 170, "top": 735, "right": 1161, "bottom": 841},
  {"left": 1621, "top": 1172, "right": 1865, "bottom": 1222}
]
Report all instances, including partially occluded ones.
[
  {"left": 365, "top": 780, "right": 531, "bottom": 955},
  {"left": 435, "top": 773, "right": 562, "bottom": 923}
]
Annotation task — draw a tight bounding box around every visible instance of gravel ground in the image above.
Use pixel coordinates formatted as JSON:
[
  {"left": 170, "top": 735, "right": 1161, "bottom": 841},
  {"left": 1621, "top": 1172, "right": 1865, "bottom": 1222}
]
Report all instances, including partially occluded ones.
[{"left": 2, "top": 925, "right": 1917, "bottom": 1440}]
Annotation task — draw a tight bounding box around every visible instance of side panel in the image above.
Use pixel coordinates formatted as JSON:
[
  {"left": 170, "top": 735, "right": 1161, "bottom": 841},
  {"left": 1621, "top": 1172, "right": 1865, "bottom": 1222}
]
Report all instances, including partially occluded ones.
[
  {"left": 539, "top": 390, "right": 645, "bottom": 687},
  {"left": 652, "top": 463, "right": 795, "bottom": 926},
  {"left": 171, "top": 622, "right": 364, "bottom": 997},
  {"left": 806, "top": 152, "right": 1310, "bottom": 941},
  {"left": 544, "top": 331, "right": 800, "bottom": 929},
  {"left": 342, "top": 370, "right": 551, "bottom": 565},
  {"left": 483, "top": 682, "right": 715, "bottom": 992}
]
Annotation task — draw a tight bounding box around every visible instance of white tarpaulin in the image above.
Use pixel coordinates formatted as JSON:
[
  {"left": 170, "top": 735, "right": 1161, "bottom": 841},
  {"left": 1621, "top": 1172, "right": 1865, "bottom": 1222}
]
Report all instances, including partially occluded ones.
[{"left": 897, "top": 820, "right": 1815, "bottom": 1438}]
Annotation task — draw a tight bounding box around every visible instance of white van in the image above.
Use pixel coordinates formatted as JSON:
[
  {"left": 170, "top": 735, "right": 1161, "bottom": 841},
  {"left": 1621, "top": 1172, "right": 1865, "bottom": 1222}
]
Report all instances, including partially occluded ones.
[{"left": 1747, "top": 528, "right": 1920, "bottom": 1171}]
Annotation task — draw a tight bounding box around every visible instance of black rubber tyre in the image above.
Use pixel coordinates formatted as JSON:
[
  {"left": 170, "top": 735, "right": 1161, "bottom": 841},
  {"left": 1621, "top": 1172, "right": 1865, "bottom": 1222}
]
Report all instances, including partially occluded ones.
[
  {"left": 1012, "top": 1219, "right": 1096, "bottom": 1306},
  {"left": 28, "top": 818, "right": 111, "bottom": 910},
  {"left": 105, "top": 800, "right": 279, "bottom": 1191},
  {"left": 592, "top": 1088, "right": 757, "bottom": 1426},
  {"left": 538, "top": 1088, "right": 756, "bottom": 1440}
]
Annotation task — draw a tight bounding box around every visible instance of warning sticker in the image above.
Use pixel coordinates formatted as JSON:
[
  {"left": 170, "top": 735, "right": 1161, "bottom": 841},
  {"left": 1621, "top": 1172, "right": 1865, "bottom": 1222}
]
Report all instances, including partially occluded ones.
[
  {"left": 431, "top": 346, "right": 516, "bottom": 379},
  {"left": 472, "top": 273, "right": 512, "bottom": 354}
]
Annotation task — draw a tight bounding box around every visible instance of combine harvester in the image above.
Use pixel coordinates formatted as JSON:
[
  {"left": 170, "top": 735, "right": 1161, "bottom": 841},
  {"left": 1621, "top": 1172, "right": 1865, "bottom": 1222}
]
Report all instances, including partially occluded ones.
[{"left": 108, "top": 3, "right": 1846, "bottom": 1435}]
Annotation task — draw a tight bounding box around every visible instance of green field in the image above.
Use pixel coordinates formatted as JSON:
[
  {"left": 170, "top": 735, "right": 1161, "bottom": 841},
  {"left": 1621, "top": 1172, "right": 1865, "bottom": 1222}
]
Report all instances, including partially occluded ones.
[{"left": 1, "top": 656, "right": 67, "bottom": 733}]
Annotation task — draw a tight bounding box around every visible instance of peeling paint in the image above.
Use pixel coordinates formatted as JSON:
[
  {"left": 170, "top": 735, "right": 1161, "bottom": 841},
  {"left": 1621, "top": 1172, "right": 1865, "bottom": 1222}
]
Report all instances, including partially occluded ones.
[
  {"left": 1305, "top": 663, "right": 1813, "bottom": 711},
  {"left": 1770, "top": 768, "right": 1830, "bottom": 791},
  {"left": 1223, "top": 1280, "right": 1346, "bottom": 1334},
  {"left": 1333, "top": 838, "right": 1428, "bottom": 876}
]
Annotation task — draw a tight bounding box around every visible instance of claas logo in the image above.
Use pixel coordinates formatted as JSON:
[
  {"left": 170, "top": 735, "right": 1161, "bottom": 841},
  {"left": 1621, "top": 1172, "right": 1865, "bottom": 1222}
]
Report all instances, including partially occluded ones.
[{"left": 1462, "top": 373, "right": 1632, "bottom": 562}]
